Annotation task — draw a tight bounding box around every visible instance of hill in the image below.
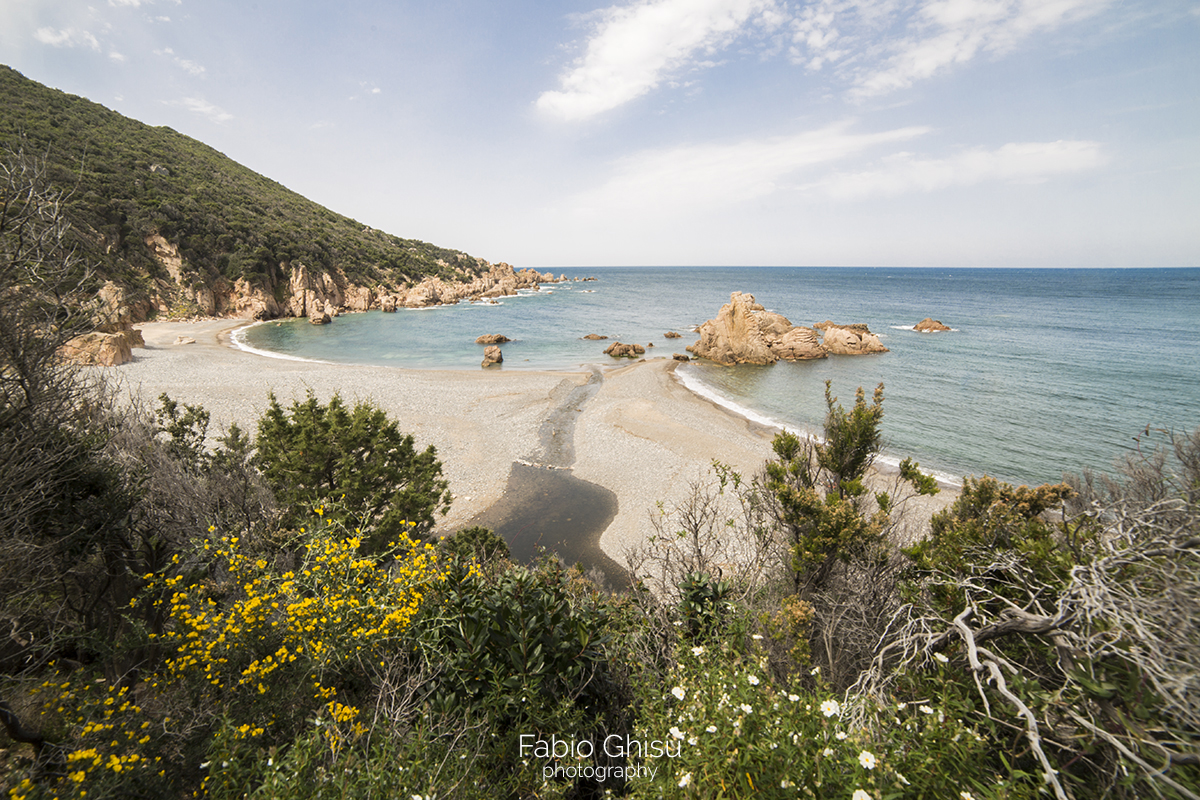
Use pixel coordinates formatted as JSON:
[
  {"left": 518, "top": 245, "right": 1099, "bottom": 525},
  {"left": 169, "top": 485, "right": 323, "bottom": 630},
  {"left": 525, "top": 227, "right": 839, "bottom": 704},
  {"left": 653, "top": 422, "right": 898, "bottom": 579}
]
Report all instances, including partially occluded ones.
[{"left": 0, "top": 65, "right": 539, "bottom": 322}]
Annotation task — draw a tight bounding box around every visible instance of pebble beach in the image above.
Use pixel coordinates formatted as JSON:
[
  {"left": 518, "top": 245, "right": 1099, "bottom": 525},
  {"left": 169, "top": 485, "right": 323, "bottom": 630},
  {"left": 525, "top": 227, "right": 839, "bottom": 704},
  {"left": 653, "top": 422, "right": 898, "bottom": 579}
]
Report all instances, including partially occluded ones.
[{"left": 116, "top": 319, "right": 783, "bottom": 569}]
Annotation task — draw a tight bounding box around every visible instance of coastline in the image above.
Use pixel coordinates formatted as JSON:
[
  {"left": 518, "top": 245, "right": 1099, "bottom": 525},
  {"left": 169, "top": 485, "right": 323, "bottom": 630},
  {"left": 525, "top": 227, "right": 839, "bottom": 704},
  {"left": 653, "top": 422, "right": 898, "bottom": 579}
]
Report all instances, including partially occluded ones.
[{"left": 118, "top": 319, "right": 790, "bottom": 570}]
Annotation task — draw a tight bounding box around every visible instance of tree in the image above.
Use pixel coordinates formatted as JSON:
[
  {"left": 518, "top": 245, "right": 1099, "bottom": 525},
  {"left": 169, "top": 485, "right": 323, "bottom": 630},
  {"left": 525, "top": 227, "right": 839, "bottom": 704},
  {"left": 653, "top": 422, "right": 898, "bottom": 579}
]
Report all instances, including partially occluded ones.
[{"left": 254, "top": 391, "right": 451, "bottom": 544}]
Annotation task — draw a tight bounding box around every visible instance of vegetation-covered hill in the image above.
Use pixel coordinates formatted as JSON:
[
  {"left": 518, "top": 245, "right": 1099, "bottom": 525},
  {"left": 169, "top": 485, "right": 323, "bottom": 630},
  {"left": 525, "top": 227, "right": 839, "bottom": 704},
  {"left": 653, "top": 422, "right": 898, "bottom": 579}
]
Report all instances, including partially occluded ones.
[{"left": 0, "top": 65, "right": 489, "bottom": 318}]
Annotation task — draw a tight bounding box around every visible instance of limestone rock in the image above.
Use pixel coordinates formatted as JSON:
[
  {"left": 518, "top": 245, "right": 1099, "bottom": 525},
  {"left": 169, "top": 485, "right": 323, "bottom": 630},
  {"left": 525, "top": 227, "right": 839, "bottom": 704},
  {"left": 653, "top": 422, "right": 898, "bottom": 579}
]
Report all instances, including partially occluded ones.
[
  {"left": 604, "top": 342, "right": 645, "bottom": 358},
  {"left": 481, "top": 345, "right": 503, "bottom": 367},
  {"left": 60, "top": 331, "right": 133, "bottom": 366},
  {"left": 914, "top": 317, "right": 951, "bottom": 332},
  {"left": 475, "top": 333, "right": 511, "bottom": 344}
]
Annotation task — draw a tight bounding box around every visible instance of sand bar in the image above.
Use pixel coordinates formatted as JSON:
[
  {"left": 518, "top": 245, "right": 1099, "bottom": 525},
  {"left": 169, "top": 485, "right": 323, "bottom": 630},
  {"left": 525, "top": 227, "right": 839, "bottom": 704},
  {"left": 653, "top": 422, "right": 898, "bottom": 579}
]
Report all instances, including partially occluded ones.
[{"left": 115, "top": 320, "right": 781, "bottom": 566}]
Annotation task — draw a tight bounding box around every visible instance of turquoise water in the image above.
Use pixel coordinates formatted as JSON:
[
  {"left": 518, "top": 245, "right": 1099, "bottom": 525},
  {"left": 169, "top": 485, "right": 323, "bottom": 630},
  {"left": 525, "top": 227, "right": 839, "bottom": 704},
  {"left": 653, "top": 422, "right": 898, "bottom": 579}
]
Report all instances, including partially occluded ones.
[{"left": 240, "top": 267, "right": 1200, "bottom": 486}]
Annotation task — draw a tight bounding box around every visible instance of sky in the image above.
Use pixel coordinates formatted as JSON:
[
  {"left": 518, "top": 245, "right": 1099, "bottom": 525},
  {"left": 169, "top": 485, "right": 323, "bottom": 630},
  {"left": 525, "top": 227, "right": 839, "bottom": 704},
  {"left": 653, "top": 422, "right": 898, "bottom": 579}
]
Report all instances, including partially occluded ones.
[{"left": 1, "top": 0, "right": 1198, "bottom": 268}]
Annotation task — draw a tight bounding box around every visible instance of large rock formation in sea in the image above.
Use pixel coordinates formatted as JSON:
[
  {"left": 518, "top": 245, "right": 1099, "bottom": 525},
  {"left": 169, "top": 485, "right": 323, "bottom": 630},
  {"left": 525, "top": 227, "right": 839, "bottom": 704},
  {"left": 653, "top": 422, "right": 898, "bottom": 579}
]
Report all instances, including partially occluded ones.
[
  {"left": 687, "top": 292, "right": 828, "bottom": 366},
  {"left": 604, "top": 342, "right": 646, "bottom": 358}
]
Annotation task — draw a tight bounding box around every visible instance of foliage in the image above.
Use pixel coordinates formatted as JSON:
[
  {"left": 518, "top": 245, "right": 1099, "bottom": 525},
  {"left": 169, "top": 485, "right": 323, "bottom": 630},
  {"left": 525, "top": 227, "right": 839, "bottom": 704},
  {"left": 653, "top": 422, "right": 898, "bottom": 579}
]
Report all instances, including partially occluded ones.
[
  {"left": 437, "top": 525, "right": 511, "bottom": 567},
  {"left": 254, "top": 391, "right": 451, "bottom": 545},
  {"left": 0, "top": 65, "right": 488, "bottom": 313}
]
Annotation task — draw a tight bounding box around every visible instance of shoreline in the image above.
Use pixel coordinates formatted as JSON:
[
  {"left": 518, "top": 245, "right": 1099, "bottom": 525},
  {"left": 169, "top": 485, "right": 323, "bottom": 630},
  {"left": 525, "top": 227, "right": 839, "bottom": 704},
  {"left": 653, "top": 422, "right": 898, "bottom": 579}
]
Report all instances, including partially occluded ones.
[{"left": 120, "top": 319, "right": 790, "bottom": 570}]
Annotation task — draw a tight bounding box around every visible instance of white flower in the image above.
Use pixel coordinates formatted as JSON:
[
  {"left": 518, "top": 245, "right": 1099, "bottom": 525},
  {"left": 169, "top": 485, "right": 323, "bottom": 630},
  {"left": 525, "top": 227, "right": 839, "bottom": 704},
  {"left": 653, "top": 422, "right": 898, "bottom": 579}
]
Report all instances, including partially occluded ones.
[
  {"left": 706, "top": 725, "right": 717, "bottom": 733},
  {"left": 688, "top": 736, "right": 698, "bottom": 745},
  {"left": 788, "top": 693, "right": 800, "bottom": 702},
  {"left": 858, "top": 750, "right": 877, "bottom": 770},
  {"left": 896, "top": 702, "right": 907, "bottom": 710},
  {"left": 691, "top": 645, "right": 705, "bottom": 656},
  {"left": 752, "top": 634, "right": 764, "bottom": 640},
  {"left": 822, "top": 747, "right": 834, "bottom": 757},
  {"left": 810, "top": 666, "right": 820, "bottom": 676},
  {"left": 960, "top": 793, "right": 976, "bottom": 800},
  {"left": 672, "top": 686, "right": 686, "bottom": 701},
  {"left": 678, "top": 772, "right": 692, "bottom": 788},
  {"left": 820, "top": 699, "right": 841, "bottom": 718},
  {"left": 747, "top": 675, "right": 760, "bottom": 686},
  {"left": 740, "top": 703, "right": 753, "bottom": 714},
  {"left": 780, "top": 779, "right": 794, "bottom": 788},
  {"left": 852, "top": 791, "right": 872, "bottom": 800},
  {"left": 934, "top": 652, "right": 950, "bottom": 663},
  {"left": 836, "top": 731, "right": 848, "bottom": 740},
  {"left": 919, "top": 705, "right": 934, "bottom": 715},
  {"left": 669, "top": 726, "right": 684, "bottom": 740}
]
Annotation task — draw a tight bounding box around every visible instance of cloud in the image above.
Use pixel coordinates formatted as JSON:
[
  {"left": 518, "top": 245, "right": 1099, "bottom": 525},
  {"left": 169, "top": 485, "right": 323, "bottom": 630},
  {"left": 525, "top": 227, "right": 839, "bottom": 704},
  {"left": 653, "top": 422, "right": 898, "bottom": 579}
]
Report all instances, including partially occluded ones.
[
  {"left": 172, "top": 97, "right": 233, "bottom": 123},
  {"left": 537, "top": 0, "right": 784, "bottom": 121},
  {"left": 812, "top": 139, "right": 1107, "bottom": 198},
  {"left": 573, "top": 120, "right": 929, "bottom": 212},
  {"left": 34, "top": 26, "right": 100, "bottom": 50},
  {"left": 788, "top": 0, "right": 1111, "bottom": 97},
  {"left": 108, "top": 50, "right": 126, "bottom": 62},
  {"left": 156, "top": 46, "right": 206, "bottom": 76}
]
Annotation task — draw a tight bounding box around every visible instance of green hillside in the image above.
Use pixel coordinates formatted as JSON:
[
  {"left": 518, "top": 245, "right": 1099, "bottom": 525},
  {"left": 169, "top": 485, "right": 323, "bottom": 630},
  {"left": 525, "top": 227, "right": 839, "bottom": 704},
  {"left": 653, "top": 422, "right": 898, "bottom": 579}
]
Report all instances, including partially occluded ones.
[{"left": 0, "top": 65, "right": 487, "bottom": 313}]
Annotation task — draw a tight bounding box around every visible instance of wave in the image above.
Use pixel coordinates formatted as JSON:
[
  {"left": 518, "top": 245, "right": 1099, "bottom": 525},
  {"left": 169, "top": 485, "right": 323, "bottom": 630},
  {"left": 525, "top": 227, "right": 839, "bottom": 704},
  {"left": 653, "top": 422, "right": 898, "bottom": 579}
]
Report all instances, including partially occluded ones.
[
  {"left": 229, "top": 321, "right": 337, "bottom": 365},
  {"left": 889, "top": 324, "right": 960, "bottom": 332}
]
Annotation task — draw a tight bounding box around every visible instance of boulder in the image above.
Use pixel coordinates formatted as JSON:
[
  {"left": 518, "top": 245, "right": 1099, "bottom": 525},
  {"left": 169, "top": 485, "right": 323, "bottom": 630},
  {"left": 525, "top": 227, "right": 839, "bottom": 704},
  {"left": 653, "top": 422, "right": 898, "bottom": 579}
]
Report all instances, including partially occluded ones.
[
  {"left": 672, "top": 353, "right": 690, "bottom": 362},
  {"left": 475, "top": 333, "right": 511, "bottom": 344},
  {"left": 481, "top": 345, "right": 503, "bottom": 367},
  {"left": 60, "top": 331, "right": 133, "bottom": 366},
  {"left": 688, "top": 292, "right": 829, "bottom": 365},
  {"left": 604, "top": 342, "right": 645, "bottom": 358},
  {"left": 819, "top": 323, "right": 889, "bottom": 355},
  {"left": 914, "top": 317, "right": 951, "bottom": 332},
  {"left": 664, "top": 331, "right": 682, "bottom": 339},
  {"left": 583, "top": 333, "right": 608, "bottom": 340},
  {"left": 380, "top": 295, "right": 397, "bottom": 313},
  {"left": 309, "top": 312, "right": 331, "bottom": 325}
]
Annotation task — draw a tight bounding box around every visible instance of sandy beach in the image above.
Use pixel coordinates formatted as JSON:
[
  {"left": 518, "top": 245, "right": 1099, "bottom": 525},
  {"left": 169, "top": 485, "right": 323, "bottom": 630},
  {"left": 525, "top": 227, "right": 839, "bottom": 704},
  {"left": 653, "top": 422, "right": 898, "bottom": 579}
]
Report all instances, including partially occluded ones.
[{"left": 115, "top": 319, "right": 782, "bottom": 570}]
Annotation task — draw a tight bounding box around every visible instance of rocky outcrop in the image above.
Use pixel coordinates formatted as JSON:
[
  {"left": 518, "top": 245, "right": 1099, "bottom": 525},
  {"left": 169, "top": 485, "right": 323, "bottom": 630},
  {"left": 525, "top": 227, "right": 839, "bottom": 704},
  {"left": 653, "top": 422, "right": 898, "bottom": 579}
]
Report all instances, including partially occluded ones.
[
  {"left": 814, "top": 321, "right": 889, "bottom": 355},
  {"left": 604, "top": 342, "right": 645, "bottom": 358},
  {"left": 688, "top": 292, "right": 828, "bottom": 365},
  {"left": 380, "top": 295, "right": 397, "bottom": 313},
  {"left": 664, "top": 331, "right": 682, "bottom": 339},
  {"left": 673, "top": 353, "right": 690, "bottom": 362},
  {"left": 475, "top": 334, "right": 511, "bottom": 344},
  {"left": 60, "top": 331, "right": 134, "bottom": 366},
  {"left": 583, "top": 334, "right": 608, "bottom": 340},
  {"left": 914, "top": 317, "right": 951, "bottom": 332},
  {"left": 309, "top": 311, "right": 331, "bottom": 325},
  {"left": 481, "top": 345, "right": 503, "bottom": 367}
]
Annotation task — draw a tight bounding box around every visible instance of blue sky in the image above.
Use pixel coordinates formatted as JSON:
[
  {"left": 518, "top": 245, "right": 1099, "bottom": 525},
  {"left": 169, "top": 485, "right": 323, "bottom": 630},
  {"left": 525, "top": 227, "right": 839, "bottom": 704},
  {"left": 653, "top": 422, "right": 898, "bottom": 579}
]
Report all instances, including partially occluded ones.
[{"left": 2, "top": 0, "right": 1197, "bottom": 267}]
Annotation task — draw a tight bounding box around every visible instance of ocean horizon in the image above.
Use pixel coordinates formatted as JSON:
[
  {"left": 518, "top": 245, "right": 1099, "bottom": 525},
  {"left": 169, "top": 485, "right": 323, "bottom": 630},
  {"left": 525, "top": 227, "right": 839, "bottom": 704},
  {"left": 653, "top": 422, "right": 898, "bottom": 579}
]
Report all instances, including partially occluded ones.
[{"left": 239, "top": 266, "right": 1200, "bottom": 488}]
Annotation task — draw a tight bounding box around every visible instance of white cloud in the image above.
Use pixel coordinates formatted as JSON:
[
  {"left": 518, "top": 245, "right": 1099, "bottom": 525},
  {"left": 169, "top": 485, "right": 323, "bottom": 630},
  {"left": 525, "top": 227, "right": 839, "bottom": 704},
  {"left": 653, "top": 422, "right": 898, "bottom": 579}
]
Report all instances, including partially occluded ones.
[
  {"left": 34, "top": 26, "right": 100, "bottom": 50},
  {"left": 574, "top": 120, "right": 929, "bottom": 212},
  {"left": 813, "top": 139, "right": 1106, "bottom": 198},
  {"left": 788, "top": 0, "right": 1110, "bottom": 97},
  {"left": 172, "top": 97, "right": 233, "bottom": 123},
  {"left": 537, "top": 0, "right": 784, "bottom": 121},
  {"left": 108, "top": 50, "right": 126, "bottom": 62},
  {"left": 155, "top": 47, "right": 206, "bottom": 76}
]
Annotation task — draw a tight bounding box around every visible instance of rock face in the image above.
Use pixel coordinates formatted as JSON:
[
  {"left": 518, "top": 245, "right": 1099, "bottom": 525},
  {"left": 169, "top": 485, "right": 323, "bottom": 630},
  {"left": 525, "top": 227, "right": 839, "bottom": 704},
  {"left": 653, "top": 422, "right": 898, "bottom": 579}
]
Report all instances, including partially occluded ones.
[
  {"left": 914, "top": 317, "right": 951, "bottom": 332},
  {"left": 687, "top": 292, "right": 828, "bottom": 365},
  {"left": 475, "top": 333, "right": 511, "bottom": 344},
  {"left": 814, "top": 321, "right": 889, "bottom": 355},
  {"left": 604, "top": 342, "right": 645, "bottom": 358},
  {"left": 481, "top": 345, "right": 503, "bottom": 367},
  {"left": 60, "top": 331, "right": 134, "bottom": 366}
]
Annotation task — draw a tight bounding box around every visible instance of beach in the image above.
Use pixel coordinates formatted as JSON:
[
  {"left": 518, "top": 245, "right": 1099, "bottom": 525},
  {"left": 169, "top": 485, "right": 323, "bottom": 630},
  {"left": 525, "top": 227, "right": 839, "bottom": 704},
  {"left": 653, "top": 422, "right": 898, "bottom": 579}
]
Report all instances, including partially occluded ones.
[{"left": 116, "top": 319, "right": 785, "bottom": 572}]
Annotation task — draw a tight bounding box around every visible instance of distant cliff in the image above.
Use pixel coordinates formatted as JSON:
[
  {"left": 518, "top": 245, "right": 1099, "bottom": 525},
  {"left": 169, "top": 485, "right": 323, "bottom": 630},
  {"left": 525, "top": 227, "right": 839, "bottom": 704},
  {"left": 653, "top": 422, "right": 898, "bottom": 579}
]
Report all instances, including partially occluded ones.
[{"left": 0, "top": 64, "right": 529, "bottom": 322}]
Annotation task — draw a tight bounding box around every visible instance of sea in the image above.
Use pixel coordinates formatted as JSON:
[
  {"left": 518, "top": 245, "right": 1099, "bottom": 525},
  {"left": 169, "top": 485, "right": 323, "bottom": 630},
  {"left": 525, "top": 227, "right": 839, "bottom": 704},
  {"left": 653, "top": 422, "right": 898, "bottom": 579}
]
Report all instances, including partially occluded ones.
[{"left": 237, "top": 267, "right": 1200, "bottom": 488}]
